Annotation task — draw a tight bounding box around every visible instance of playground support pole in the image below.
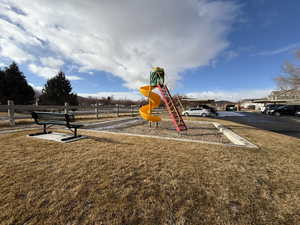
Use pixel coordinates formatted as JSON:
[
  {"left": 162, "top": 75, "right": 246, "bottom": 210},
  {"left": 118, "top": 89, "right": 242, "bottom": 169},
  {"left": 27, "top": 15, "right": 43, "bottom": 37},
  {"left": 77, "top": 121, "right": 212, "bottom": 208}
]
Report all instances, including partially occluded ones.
[{"left": 148, "top": 85, "right": 152, "bottom": 128}]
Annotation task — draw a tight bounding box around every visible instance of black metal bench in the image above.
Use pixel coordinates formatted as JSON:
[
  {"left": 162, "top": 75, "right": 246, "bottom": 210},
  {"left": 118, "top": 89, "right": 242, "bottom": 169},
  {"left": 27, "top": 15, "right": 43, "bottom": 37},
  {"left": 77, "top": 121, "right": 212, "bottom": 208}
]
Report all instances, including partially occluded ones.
[{"left": 29, "top": 111, "right": 83, "bottom": 141}]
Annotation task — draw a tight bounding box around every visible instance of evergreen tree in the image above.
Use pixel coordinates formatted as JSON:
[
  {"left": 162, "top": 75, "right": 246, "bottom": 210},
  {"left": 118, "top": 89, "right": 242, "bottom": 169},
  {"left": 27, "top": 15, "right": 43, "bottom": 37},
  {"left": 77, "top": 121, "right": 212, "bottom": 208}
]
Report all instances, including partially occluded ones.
[
  {"left": 2, "top": 62, "right": 35, "bottom": 104},
  {"left": 39, "top": 71, "right": 78, "bottom": 105}
]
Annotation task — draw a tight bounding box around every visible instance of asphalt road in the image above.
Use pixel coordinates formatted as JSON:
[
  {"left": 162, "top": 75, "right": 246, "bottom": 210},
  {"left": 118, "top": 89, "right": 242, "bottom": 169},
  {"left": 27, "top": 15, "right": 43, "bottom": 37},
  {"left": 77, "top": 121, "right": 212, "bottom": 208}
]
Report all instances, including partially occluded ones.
[{"left": 217, "top": 111, "right": 300, "bottom": 139}]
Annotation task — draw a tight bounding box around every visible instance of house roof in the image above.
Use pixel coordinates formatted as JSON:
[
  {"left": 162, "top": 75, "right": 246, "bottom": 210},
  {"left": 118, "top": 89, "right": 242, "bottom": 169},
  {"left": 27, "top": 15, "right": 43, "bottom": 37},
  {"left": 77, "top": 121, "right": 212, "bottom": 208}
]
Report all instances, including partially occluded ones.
[
  {"left": 181, "top": 98, "right": 215, "bottom": 103},
  {"left": 270, "top": 89, "right": 300, "bottom": 96}
]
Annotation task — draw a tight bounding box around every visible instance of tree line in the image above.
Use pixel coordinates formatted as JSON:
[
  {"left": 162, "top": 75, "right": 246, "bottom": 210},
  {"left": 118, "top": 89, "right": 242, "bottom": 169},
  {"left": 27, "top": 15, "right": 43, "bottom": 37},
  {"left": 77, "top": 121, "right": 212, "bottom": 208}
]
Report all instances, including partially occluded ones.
[
  {"left": 0, "top": 62, "right": 144, "bottom": 106},
  {"left": 275, "top": 50, "right": 300, "bottom": 91},
  {"left": 0, "top": 62, "right": 78, "bottom": 105}
]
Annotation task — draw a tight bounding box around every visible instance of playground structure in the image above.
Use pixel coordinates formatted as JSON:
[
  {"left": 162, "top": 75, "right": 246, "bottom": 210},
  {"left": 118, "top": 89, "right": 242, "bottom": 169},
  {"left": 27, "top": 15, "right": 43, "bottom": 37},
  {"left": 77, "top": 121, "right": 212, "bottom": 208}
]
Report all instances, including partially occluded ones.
[{"left": 139, "top": 67, "right": 187, "bottom": 132}]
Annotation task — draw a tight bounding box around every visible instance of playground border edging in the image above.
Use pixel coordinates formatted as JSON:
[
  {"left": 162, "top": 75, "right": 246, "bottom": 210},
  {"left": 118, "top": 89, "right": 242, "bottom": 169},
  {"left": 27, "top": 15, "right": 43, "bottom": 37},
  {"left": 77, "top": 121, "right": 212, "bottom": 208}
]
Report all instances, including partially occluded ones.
[
  {"left": 212, "top": 122, "right": 258, "bottom": 148},
  {"left": 82, "top": 129, "right": 254, "bottom": 148},
  {"left": 81, "top": 118, "right": 258, "bottom": 149}
]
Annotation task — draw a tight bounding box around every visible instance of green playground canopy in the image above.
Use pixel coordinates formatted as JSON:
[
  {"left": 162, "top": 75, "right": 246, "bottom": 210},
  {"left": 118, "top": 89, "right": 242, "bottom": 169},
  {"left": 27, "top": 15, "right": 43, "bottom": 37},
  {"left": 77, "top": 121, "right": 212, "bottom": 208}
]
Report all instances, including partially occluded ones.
[{"left": 150, "top": 67, "right": 165, "bottom": 86}]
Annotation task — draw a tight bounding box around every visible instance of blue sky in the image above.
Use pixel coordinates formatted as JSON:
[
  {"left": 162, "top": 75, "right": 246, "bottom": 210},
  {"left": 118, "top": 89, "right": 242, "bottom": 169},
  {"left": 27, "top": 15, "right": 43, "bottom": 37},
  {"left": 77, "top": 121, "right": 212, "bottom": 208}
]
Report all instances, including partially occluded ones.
[{"left": 0, "top": 0, "right": 300, "bottom": 101}]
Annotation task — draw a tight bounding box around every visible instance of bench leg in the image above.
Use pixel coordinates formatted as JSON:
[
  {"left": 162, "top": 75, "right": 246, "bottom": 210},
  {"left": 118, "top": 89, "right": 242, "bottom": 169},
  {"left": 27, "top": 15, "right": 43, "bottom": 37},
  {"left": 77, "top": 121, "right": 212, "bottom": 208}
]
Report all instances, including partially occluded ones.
[
  {"left": 61, "top": 135, "right": 82, "bottom": 141},
  {"left": 29, "top": 124, "right": 52, "bottom": 136},
  {"left": 61, "top": 127, "right": 81, "bottom": 141}
]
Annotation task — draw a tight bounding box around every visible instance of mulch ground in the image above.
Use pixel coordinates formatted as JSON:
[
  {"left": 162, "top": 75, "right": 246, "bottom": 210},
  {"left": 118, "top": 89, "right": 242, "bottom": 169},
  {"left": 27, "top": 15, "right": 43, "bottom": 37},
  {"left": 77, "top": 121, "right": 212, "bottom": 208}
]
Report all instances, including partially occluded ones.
[{"left": 102, "top": 120, "right": 231, "bottom": 144}]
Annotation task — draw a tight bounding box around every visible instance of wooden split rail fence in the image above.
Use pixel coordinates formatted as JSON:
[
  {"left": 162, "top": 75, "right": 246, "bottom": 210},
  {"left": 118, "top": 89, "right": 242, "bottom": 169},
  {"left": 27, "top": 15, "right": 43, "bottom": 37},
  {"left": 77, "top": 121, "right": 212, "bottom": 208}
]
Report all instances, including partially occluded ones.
[{"left": 0, "top": 100, "right": 164, "bottom": 126}]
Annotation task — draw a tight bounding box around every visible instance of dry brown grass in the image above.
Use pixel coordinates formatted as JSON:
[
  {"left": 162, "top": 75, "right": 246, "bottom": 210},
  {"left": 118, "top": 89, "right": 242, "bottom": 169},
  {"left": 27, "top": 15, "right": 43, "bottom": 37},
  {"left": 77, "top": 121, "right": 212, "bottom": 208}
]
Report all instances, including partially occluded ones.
[
  {"left": 0, "top": 119, "right": 33, "bottom": 129},
  {"left": 0, "top": 112, "right": 7, "bottom": 116},
  {"left": 0, "top": 117, "right": 300, "bottom": 225},
  {"left": 0, "top": 112, "right": 32, "bottom": 128},
  {"left": 0, "top": 112, "right": 29, "bottom": 117},
  {"left": 75, "top": 113, "right": 137, "bottom": 123}
]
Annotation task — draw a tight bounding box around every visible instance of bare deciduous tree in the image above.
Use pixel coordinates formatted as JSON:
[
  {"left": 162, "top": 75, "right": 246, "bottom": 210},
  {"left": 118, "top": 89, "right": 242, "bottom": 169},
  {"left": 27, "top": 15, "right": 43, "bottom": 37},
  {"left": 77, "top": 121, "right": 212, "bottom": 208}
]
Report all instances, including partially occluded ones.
[{"left": 275, "top": 50, "right": 300, "bottom": 90}]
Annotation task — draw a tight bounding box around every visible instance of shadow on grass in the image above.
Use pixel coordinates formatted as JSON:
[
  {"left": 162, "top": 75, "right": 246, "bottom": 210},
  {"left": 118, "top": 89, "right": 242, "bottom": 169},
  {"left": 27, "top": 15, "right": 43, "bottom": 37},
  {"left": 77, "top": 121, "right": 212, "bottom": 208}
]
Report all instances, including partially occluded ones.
[
  {"left": 222, "top": 125, "right": 261, "bottom": 130},
  {"left": 86, "top": 135, "right": 134, "bottom": 146},
  {"left": 186, "top": 126, "right": 216, "bottom": 130},
  {"left": 76, "top": 114, "right": 138, "bottom": 121}
]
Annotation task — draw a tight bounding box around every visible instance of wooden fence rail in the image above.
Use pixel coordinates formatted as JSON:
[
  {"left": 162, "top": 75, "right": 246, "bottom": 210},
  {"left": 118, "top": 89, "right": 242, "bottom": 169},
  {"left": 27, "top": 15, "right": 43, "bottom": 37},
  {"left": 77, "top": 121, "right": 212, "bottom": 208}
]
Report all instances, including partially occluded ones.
[{"left": 0, "top": 100, "right": 163, "bottom": 126}]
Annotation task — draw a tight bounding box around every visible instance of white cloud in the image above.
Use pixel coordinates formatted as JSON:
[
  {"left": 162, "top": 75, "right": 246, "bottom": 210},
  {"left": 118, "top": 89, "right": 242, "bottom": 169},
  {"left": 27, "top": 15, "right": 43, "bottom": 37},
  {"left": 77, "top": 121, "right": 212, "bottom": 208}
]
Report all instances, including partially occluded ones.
[
  {"left": 0, "top": 7, "right": 38, "bottom": 63},
  {"left": 0, "top": 62, "right": 7, "bottom": 68},
  {"left": 79, "top": 92, "right": 142, "bottom": 101},
  {"left": 0, "top": 38, "right": 35, "bottom": 63},
  {"left": 66, "top": 75, "right": 82, "bottom": 81},
  {"left": 186, "top": 89, "right": 272, "bottom": 101},
  {"left": 40, "top": 57, "right": 64, "bottom": 68},
  {"left": 29, "top": 82, "right": 43, "bottom": 91},
  {"left": 28, "top": 64, "right": 58, "bottom": 79},
  {"left": 32, "top": 57, "right": 68, "bottom": 79},
  {"left": 1, "top": 0, "right": 239, "bottom": 89},
  {"left": 0, "top": 16, "right": 40, "bottom": 46},
  {"left": 29, "top": 64, "right": 82, "bottom": 80},
  {"left": 79, "top": 88, "right": 273, "bottom": 102},
  {"left": 256, "top": 43, "right": 300, "bottom": 56}
]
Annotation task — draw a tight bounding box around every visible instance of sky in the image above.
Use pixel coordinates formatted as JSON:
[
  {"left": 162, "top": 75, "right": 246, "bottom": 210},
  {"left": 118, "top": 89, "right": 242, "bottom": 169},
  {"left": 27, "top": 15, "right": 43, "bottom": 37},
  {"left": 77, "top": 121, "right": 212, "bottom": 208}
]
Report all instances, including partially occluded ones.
[{"left": 0, "top": 0, "right": 300, "bottom": 101}]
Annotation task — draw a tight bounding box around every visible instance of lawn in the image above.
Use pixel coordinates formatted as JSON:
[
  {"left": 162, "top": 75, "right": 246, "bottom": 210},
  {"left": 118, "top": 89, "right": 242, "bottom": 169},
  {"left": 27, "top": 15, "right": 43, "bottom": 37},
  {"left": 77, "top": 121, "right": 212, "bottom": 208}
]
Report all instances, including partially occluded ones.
[{"left": 0, "top": 117, "right": 299, "bottom": 224}]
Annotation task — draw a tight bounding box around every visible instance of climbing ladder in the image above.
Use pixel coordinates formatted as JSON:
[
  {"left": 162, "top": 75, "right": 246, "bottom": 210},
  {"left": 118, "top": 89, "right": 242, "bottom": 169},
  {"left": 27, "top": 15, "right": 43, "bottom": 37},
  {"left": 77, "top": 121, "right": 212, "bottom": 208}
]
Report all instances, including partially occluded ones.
[
  {"left": 157, "top": 85, "right": 187, "bottom": 132},
  {"left": 175, "top": 95, "right": 190, "bottom": 122}
]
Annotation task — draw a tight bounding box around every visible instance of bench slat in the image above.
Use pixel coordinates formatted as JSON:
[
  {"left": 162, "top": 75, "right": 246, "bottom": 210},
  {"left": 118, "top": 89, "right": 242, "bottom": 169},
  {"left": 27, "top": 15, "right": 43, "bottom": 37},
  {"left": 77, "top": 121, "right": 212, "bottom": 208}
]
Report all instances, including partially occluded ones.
[
  {"left": 32, "top": 112, "right": 80, "bottom": 127},
  {"left": 36, "top": 121, "right": 82, "bottom": 128},
  {"left": 30, "top": 111, "right": 82, "bottom": 140}
]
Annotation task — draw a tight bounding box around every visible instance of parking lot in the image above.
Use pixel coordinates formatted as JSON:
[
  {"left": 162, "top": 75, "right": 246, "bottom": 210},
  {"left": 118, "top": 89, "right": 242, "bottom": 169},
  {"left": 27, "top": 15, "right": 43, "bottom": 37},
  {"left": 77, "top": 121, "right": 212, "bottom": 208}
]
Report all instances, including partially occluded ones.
[{"left": 217, "top": 111, "right": 300, "bottom": 138}]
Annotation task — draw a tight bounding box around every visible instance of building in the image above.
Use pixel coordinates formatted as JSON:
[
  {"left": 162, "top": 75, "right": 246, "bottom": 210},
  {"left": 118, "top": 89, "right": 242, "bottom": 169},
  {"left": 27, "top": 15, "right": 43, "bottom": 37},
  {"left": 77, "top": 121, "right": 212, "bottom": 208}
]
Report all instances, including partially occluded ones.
[
  {"left": 268, "top": 89, "right": 300, "bottom": 102},
  {"left": 240, "top": 99, "right": 265, "bottom": 111},
  {"left": 250, "top": 89, "right": 300, "bottom": 109},
  {"left": 215, "top": 101, "right": 235, "bottom": 110},
  {"left": 180, "top": 97, "right": 215, "bottom": 109}
]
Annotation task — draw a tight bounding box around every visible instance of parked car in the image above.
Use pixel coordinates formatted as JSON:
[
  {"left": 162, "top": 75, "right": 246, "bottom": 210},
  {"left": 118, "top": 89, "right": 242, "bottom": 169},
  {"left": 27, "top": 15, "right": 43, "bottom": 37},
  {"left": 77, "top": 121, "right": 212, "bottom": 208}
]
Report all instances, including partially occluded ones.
[
  {"left": 182, "top": 106, "right": 217, "bottom": 117},
  {"left": 260, "top": 105, "right": 267, "bottom": 113},
  {"left": 269, "top": 105, "right": 300, "bottom": 116},
  {"left": 197, "top": 104, "right": 218, "bottom": 115},
  {"left": 263, "top": 104, "right": 284, "bottom": 114}
]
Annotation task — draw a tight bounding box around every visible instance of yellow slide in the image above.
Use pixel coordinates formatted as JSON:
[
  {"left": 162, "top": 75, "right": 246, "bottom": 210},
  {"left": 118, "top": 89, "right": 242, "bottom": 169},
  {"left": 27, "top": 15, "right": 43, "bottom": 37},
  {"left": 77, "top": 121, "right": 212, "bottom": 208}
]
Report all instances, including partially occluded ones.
[{"left": 139, "top": 85, "right": 161, "bottom": 122}]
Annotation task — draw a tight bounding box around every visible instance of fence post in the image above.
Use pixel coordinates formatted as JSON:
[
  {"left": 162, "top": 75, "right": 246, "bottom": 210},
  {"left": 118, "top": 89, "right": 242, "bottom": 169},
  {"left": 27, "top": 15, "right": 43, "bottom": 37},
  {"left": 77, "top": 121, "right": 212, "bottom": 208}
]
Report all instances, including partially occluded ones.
[
  {"left": 8, "top": 100, "right": 15, "bottom": 126},
  {"left": 95, "top": 102, "right": 100, "bottom": 119},
  {"left": 35, "top": 98, "right": 39, "bottom": 107},
  {"left": 64, "top": 102, "right": 69, "bottom": 114},
  {"left": 131, "top": 105, "right": 134, "bottom": 117},
  {"left": 116, "top": 104, "right": 119, "bottom": 117}
]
